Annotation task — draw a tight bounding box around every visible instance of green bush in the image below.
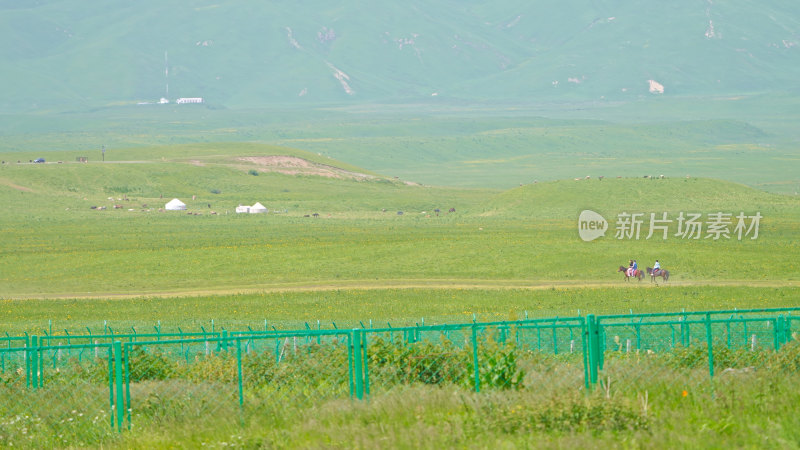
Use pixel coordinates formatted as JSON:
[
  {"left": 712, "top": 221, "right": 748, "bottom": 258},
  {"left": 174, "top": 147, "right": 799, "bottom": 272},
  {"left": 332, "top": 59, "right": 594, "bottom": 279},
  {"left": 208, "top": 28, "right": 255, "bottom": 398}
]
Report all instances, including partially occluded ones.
[
  {"left": 367, "top": 335, "right": 524, "bottom": 390},
  {"left": 126, "top": 347, "right": 176, "bottom": 381}
]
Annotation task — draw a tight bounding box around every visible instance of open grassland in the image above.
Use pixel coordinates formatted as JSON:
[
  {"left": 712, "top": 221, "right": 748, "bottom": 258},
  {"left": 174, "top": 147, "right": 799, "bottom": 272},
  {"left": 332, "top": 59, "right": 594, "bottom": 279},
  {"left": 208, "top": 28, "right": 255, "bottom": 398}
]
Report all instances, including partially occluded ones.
[
  {"left": 1, "top": 144, "right": 799, "bottom": 299},
  {"left": 2, "top": 95, "right": 800, "bottom": 193},
  {"left": 2, "top": 286, "right": 799, "bottom": 336},
  {"left": 2, "top": 143, "right": 799, "bottom": 448}
]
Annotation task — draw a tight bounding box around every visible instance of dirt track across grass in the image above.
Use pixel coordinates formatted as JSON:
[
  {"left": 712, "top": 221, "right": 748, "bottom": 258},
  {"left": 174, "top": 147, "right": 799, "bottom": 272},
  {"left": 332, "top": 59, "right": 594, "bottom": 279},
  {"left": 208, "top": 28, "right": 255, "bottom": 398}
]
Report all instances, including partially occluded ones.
[{"left": 8, "top": 278, "right": 800, "bottom": 300}]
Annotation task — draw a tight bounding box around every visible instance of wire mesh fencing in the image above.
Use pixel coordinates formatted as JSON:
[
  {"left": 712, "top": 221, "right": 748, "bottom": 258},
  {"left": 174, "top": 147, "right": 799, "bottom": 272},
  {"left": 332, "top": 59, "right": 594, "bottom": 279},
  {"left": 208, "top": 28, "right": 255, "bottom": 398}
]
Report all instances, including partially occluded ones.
[
  {"left": 0, "top": 340, "right": 120, "bottom": 447},
  {"left": 363, "top": 318, "right": 587, "bottom": 397},
  {"left": 237, "top": 331, "right": 353, "bottom": 416},
  {"left": 120, "top": 335, "right": 244, "bottom": 433},
  {"left": 1, "top": 307, "right": 798, "bottom": 446},
  {"left": 585, "top": 308, "right": 800, "bottom": 396}
]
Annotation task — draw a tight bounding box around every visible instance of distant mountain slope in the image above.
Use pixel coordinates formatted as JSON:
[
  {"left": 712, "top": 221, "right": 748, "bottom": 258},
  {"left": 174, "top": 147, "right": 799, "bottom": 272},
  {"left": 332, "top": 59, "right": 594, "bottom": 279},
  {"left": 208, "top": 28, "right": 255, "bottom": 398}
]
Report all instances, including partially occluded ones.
[{"left": 2, "top": 0, "right": 799, "bottom": 112}]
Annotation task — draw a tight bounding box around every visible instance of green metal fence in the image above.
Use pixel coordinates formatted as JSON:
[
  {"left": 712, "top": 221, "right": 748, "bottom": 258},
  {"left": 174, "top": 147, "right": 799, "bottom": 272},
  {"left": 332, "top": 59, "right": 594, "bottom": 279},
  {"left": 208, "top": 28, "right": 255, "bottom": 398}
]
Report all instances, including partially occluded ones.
[
  {"left": 1, "top": 307, "right": 798, "bottom": 443},
  {"left": 584, "top": 308, "right": 799, "bottom": 394}
]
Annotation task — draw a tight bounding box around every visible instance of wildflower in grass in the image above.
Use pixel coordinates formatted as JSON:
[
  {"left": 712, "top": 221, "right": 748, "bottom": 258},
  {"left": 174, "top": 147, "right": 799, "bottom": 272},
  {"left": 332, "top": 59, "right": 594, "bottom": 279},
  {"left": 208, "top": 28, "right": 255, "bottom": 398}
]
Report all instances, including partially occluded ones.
[{"left": 682, "top": 390, "right": 688, "bottom": 397}]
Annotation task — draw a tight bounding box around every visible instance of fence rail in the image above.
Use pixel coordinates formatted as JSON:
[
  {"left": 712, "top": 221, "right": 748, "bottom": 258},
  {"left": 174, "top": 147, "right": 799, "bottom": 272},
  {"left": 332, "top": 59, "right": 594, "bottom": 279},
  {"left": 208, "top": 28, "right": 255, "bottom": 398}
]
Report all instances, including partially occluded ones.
[{"left": 1, "top": 307, "right": 798, "bottom": 441}]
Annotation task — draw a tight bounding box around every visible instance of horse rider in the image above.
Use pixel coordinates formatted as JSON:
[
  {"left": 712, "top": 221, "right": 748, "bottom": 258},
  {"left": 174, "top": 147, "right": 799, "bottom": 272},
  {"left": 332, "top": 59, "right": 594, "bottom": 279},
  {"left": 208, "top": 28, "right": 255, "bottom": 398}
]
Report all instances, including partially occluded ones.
[
  {"left": 626, "top": 259, "right": 635, "bottom": 277},
  {"left": 653, "top": 259, "right": 661, "bottom": 275}
]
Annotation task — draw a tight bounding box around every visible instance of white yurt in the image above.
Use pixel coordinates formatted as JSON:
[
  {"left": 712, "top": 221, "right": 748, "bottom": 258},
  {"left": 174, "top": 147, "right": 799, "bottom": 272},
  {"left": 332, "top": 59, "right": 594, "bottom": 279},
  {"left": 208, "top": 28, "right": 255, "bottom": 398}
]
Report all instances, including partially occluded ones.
[
  {"left": 235, "top": 205, "right": 250, "bottom": 214},
  {"left": 165, "top": 198, "right": 186, "bottom": 211},
  {"left": 249, "top": 202, "right": 268, "bottom": 214}
]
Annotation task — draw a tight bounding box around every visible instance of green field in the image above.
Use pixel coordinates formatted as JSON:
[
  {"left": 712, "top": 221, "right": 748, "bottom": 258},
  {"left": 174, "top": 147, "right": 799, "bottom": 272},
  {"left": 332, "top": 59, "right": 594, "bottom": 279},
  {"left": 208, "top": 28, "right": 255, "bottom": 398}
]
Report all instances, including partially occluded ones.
[
  {"left": 3, "top": 96, "right": 800, "bottom": 194},
  {"left": 2, "top": 140, "right": 799, "bottom": 448},
  {"left": 2, "top": 142, "right": 798, "bottom": 299},
  {"left": 4, "top": 0, "right": 800, "bottom": 446}
]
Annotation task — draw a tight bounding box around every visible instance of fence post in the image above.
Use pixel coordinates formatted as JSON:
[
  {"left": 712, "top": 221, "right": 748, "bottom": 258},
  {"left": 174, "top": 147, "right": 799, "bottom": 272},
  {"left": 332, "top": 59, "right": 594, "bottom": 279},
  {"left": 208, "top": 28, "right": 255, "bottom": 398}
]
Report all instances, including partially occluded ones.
[
  {"left": 108, "top": 346, "right": 115, "bottom": 429},
  {"left": 352, "top": 330, "right": 364, "bottom": 400},
  {"left": 361, "top": 330, "right": 370, "bottom": 397},
  {"left": 705, "top": 314, "right": 714, "bottom": 378},
  {"left": 30, "top": 335, "right": 38, "bottom": 389},
  {"left": 113, "top": 341, "right": 124, "bottom": 432},
  {"left": 585, "top": 315, "right": 599, "bottom": 386},
  {"left": 552, "top": 321, "right": 558, "bottom": 355},
  {"left": 635, "top": 319, "right": 642, "bottom": 350},
  {"left": 581, "top": 318, "right": 590, "bottom": 390},
  {"left": 773, "top": 318, "right": 781, "bottom": 351},
  {"left": 124, "top": 343, "right": 132, "bottom": 431},
  {"left": 472, "top": 323, "right": 480, "bottom": 393}
]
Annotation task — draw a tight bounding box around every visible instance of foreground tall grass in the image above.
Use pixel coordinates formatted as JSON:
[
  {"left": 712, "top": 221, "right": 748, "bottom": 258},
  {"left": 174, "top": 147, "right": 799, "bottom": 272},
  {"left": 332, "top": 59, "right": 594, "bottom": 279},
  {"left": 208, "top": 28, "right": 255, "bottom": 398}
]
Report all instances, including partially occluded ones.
[
  {"left": 130, "top": 374, "right": 799, "bottom": 449},
  {"left": 3, "top": 342, "right": 799, "bottom": 448}
]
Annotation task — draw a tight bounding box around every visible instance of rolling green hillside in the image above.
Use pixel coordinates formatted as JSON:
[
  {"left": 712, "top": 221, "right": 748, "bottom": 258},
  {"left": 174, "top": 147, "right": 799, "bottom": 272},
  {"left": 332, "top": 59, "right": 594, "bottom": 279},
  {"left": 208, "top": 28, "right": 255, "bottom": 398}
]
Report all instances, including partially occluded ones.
[
  {"left": 2, "top": 104, "right": 798, "bottom": 193},
  {"left": 1, "top": 0, "right": 799, "bottom": 111},
  {"left": 482, "top": 177, "right": 799, "bottom": 219},
  {"left": 0, "top": 143, "right": 485, "bottom": 214},
  {"left": 1, "top": 147, "right": 797, "bottom": 298},
  {"left": 2, "top": 1, "right": 798, "bottom": 193}
]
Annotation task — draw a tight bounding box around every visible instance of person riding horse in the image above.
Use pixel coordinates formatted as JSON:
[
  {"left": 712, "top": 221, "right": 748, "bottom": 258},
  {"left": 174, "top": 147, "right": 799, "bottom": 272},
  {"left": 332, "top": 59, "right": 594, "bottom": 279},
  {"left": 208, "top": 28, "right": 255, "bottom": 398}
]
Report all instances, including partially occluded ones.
[
  {"left": 626, "top": 259, "right": 638, "bottom": 277},
  {"left": 653, "top": 259, "right": 661, "bottom": 276}
]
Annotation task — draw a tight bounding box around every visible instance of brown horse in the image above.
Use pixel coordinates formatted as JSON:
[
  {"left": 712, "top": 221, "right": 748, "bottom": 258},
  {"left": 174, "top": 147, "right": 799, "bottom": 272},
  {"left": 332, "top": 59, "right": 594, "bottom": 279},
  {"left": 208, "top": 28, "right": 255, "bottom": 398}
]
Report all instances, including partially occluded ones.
[
  {"left": 618, "top": 266, "right": 644, "bottom": 281},
  {"left": 647, "top": 267, "right": 670, "bottom": 283}
]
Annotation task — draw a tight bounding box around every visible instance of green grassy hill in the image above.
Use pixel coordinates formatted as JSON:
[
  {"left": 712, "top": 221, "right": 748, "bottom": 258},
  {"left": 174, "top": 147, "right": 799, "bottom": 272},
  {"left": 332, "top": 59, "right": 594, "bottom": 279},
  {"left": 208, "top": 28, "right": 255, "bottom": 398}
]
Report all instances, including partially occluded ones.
[
  {"left": 0, "top": 142, "right": 483, "bottom": 214},
  {"left": 2, "top": 105, "right": 798, "bottom": 194},
  {"left": 482, "top": 177, "right": 799, "bottom": 219},
  {"left": 1, "top": 0, "right": 799, "bottom": 112},
  {"left": 1, "top": 146, "right": 797, "bottom": 298},
  {"left": 2, "top": 1, "right": 798, "bottom": 196}
]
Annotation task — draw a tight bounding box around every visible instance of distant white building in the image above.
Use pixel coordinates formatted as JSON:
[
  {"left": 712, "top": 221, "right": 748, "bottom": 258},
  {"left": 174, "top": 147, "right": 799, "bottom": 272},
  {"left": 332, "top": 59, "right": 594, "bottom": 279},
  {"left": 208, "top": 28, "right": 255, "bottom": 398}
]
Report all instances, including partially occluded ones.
[
  {"left": 236, "top": 202, "right": 268, "bottom": 214},
  {"left": 159, "top": 98, "right": 170, "bottom": 104},
  {"left": 165, "top": 198, "right": 186, "bottom": 210},
  {"left": 176, "top": 97, "right": 204, "bottom": 104},
  {"left": 250, "top": 202, "right": 268, "bottom": 214}
]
